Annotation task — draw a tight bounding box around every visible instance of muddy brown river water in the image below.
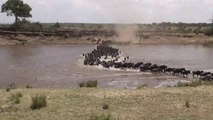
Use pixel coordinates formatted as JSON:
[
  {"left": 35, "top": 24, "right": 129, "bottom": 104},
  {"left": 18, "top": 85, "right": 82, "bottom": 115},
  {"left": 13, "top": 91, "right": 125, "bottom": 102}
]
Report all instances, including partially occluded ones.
[{"left": 0, "top": 45, "right": 213, "bottom": 88}]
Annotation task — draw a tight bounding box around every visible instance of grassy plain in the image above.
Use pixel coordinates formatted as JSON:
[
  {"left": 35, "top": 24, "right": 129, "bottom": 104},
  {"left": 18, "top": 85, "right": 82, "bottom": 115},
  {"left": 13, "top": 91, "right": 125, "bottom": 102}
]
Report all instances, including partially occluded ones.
[{"left": 0, "top": 86, "right": 213, "bottom": 120}]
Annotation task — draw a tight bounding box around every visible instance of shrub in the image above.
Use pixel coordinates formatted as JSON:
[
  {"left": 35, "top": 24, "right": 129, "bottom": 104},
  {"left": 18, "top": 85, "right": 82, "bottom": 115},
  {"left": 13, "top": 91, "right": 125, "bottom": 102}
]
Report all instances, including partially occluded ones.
[
  {"left": 89, "top": 114, "right": 113, "bottom": 120},
  {"left": 86, "top": 80, "right": 98, "bottom": 87},
  {"left": 185, "top": 100, "right": 190, "bottom": 108},
  {"left": 78, "top": 82, "right": 85, "bottom": 88},
  {"left": 30, "top": 95, "right": 47, "bottom": 110},
  {"left": 53, "top": 22, "right": 60, "bottom": 28},
  {"left": 78, "top": 80, "right": 98, "bottom": 88},
  {"left": 8, "top": 19, "right": 43, "bottom": 32},
  {"left": 6, "top": 88, "right": 10, "bottom": 92},
  {"left": 102, "top": 103, "right": 109, "bottom": 110},
  {"left": 25, "top": 84, "right": 33, "bottom": 89},
  {"left": 10, "top": 92, "right": 23, "bottom": 104},
  {"left": 204, "top": 28, "right": 213, "bottom": 36}
]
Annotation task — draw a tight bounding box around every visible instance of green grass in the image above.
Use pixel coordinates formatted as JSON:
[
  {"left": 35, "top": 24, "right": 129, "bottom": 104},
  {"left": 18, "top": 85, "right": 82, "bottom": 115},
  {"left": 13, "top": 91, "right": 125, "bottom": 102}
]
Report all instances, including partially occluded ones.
[
  {"left": 176, "top": 81, "right": 213, "bottom": 87},
  {"left": 0, "top": 87, "right": 213, "bottom": 120},
  {"left": 78, "top": 80, "right": 98, "bottom": 88}
]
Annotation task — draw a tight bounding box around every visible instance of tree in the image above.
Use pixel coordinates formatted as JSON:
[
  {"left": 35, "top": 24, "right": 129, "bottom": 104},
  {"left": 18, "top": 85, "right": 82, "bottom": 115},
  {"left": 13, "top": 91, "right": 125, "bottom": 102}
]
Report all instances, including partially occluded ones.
[
  {"left": 211, "top": 15, "right": 213, "bottom": 33},
  {"left": 1, "top": 0, "right": 32, "bottom": 24},
  {"left": 53, "top": 22, "right": 60, "bottom": 28},
  {"left": 204, "top": 15, "right": 213, "bottom": 36}
]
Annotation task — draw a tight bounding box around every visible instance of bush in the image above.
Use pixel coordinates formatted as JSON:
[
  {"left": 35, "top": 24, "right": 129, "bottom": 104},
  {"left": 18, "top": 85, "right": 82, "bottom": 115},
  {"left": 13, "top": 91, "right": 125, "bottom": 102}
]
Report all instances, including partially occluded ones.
[
  {"left": 10, "top": 92, "right": 23, "bottom": 104},
  {"left": 204, "top": 28, "right": 213, "bottom": 36},
  {"left": 86, "top": 80, "right": 98, "bottom": 87},
  {"left": 102, "top": 103, "right": 109, "bottom": 110},
  {"left": 185, "top": 100, "right": 190, "bottom": 108},
  {"left": 53, "top": 22, "right": 60, "bottom": 28},
  {"left": 6, "top": 88, "right": 10, "bottom": 92},
  {"left": 8, "top": 19, "right": 43, "bottom": 32},
  {"left": 78, "top": 80, "right": 98, "bottom": 88},
  {"left": 30, "top": 95, "right": 47, "bottom": 110},
  {"left": 25, "top": 84, "right": 33, "bottom": 89},
  {"left": 78, "top": 82, "right": 85, "bottom": 88}
]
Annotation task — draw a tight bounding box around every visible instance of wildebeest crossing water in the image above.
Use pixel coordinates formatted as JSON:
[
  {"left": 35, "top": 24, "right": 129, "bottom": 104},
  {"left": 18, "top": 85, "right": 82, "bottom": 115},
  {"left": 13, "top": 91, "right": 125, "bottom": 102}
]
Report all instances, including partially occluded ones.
[
  {"left": 0, "top": 45, "right": 213, "bottom": 88},
  {"left": 83, "top": 43, "right": 213, "bottom": 82}
]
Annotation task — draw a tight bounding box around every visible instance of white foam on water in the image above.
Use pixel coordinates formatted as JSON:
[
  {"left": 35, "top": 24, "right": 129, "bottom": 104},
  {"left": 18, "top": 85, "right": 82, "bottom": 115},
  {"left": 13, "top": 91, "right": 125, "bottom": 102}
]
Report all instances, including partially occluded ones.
[
  {"left": 203, "top": 69, "right": 213, "bottom": 72},
  {"left": 93, "top": 64, "right": 139, "bottom": 73},
  {"left": 154, "top": 80, "right": 190, "bottom": 88},
  {"left": 78, "top": 52, "right": 135, "bottom": 72}
]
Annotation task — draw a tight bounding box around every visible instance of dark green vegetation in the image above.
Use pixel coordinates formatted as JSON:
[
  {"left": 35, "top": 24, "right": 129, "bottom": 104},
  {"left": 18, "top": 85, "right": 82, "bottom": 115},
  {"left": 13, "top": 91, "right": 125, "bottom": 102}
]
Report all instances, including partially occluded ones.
[
  {"left": 176, "top": 81, "right": 213, "bottom": 87},
  {"left": 102, "top": 103, "right": 109, "bottom": 110},
  {"left": 8, "top": 19, "right": 43, "bottom": 31},
  {"left": 25, "top": 84, "right": 33, "bottom": 89},
  {"left": 1, "top": 0, "right": 32, "bottom": 24},
  {"left": 0, "top": 22, "right": 213, "bottom": 35},
  {"left": 30, "top": 95, "right": 47, "bottom": 110},
  {"left": 185, "top": 100, "right": 190, "bottom": 108},
  {"left": 78, "top": 80, "right": 98, "bottom": 88}
]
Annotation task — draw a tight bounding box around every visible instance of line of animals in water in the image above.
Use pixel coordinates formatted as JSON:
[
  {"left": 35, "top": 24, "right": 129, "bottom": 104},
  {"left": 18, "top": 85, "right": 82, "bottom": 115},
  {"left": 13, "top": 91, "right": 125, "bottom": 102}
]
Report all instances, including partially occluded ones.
[{"left": 83, "top": 44, "right": 213, "bottom": 81}]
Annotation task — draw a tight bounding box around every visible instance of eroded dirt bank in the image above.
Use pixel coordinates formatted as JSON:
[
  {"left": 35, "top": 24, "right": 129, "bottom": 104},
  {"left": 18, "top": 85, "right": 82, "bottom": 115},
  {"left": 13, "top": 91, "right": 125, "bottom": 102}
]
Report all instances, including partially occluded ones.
[{"left": 0, "top": 30, "right": 213, "bottom": 45}]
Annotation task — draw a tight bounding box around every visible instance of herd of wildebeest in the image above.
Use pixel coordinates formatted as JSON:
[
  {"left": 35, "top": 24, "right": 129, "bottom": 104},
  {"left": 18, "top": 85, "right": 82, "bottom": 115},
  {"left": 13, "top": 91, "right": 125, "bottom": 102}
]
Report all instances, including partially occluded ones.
[{"left": 83, "top": 44, "right": 213, "bottom": 81}]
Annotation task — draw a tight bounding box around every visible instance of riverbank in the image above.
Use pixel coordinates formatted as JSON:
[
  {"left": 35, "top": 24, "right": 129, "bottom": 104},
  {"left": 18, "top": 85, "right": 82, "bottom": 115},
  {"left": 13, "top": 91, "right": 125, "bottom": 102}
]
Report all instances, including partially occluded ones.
[
  {"left": 0, "top": 86, "right": 213, "bottom": 120},
  {"left": 0, "top": 30, "right": 213, "bottom": 45}
]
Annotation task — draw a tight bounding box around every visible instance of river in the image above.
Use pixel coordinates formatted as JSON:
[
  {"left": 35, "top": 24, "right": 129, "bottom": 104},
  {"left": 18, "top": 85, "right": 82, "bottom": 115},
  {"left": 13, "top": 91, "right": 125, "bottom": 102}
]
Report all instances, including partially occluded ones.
[{"left": 0, "top": 45, "right": 213, "bottom": 88}]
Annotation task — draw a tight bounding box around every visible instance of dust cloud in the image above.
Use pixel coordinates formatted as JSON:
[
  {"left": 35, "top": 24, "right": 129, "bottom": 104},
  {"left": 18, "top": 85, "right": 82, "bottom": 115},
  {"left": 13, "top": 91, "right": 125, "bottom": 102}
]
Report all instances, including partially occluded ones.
[{"left": 115, "top": 24, "right": 139, "bottom": 43}]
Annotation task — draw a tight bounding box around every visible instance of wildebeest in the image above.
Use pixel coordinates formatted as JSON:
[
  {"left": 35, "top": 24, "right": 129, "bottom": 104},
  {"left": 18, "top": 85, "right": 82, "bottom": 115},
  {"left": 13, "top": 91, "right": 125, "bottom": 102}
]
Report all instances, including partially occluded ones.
[
  {"left": 139, "top": 63, "right": 152, "bottom": 72},
  {"left": 83, "top": 44, "right": 213, "bottom": 82},
  {"left": 164, "top": 68, "right": 175, "bottom": 74},
  {"left": 133, "top": 62, "right": 143, "bottom": 69},
  {"left": 192, "top": 71, "right": 203, "bottom": 77}
]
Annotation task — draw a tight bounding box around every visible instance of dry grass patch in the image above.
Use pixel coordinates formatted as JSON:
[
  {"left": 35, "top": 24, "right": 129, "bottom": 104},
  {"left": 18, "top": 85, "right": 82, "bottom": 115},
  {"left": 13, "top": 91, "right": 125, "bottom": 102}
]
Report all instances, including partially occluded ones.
[{"left": 10, "top": 92, "right": 23, "bottom": 104}]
